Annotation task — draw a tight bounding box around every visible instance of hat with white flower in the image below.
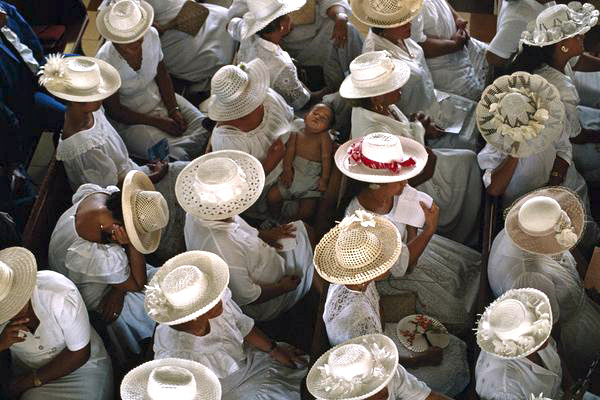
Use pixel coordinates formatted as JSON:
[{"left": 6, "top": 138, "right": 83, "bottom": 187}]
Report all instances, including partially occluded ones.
[
  {"left": 476, "top": 72, "right": 565, "bottom": 158},
  {"left": 520, "top": 2, "right": 599, "bottom": 47}
]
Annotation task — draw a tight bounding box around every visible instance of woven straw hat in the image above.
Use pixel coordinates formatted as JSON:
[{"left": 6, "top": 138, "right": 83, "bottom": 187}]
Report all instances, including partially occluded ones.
[
  {"left": 97, "top": 0, "right": 154, "bottom": 44},
  {"left": 477, "top": 72, "right": 565, "bottom": 158},
  {"left": 314, "top": 210, "right": 402, "bottom": 285},
  {"left": 175, "top": 150, "right": 265, "bottom": 221},
  {"left": 37, "top": 54, "right": 121, "bottom": 102},
  {"left": 476, "top": 288, "right": 553, "bottom": 359},
  {"left": 122, "top": 170, "right": 168, "bottom": 254},
  {"left": 145, "top": 251, "right": 229, "bottom": 325},
  {"left": 120, "top": 358, "right": 221, "bottom": 400},
  {"left": 238, "top": 0, "right": 307, "bottom": 40},
  {"left": 340, "top": 51, "right": 411, "bottom": 99},
  {"left": 521, "top": 2, "right": 599, "bottom": 47},
  {"left": 396, "top": 314, "right": 449, "bottom": 353},
  {"left": 505, "top": 187, "right": 584, "bottom": 255},
  {"left": 335, "top": 132, "right": 428, "bottom": 183},
  {"left": 307, "top": 333, "right": 398, "bottom": 400},
  {"left": 351, "top": 0, "right": 423, "bottom": 28},
  {"left": 206, "top": 59, "right": 270, "bottom": 122},
  {"left": 0, "top": 247, "right": 37, "bottom": 324}
]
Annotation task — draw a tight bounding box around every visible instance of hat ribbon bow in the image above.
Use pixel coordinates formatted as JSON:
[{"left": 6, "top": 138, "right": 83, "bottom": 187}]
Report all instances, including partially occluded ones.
[{"left": 348, "top": 140, "right": 415, "bottom": 173}]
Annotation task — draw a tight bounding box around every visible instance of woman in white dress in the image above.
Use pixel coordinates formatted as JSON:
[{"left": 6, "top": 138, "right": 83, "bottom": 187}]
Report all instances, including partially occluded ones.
[
  {"left": 96, "top": 0, "right": 209, "bottom": 161},
  {"left": 0, "top": 247, "right": 112, "bottom": 400},
  {"left": 147, "top": 251, "right": 308, "bottom": 400}
]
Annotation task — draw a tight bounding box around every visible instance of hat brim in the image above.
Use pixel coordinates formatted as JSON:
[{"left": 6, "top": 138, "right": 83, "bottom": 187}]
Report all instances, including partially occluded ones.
[
  {"left": 122, "top": 170, "right": 162, "bottom": 254},
  {"left": 240, "top": 0, "right": 307, "bottom": 40},
  {"left": 339, "top": 59, "right": 411, "bottom": 99},
  {"left": 396, "top": 314, "right": 449, "bottom": 352},
  {"left": 351, "top": 0, "right": 423, "bottom": 28},
  {"left": 505, "top": 186, "right": 585, "bottom": 255},
  {"left": 0, "top": 247, "right": 37, "bottom": 324},
  {"left": 96, "top": 0, "right": 154, "bottom": 44}
]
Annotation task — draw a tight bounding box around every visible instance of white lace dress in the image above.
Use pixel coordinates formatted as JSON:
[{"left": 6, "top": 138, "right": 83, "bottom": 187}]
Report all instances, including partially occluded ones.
[{"left": 323, "top": 282, "right": 470, "bottom": 396}]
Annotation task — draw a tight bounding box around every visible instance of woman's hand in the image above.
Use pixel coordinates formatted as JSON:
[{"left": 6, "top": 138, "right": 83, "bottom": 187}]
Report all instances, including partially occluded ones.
[
  {"left": 153, "top": 116, "right": 185, "bottom": 137},
  {"left": 5, "top": 375, "right": 33, "bottom": 400},
  {"left": 280, "top": 167, "right": 294, "bottom": 188},
  {"left": 279, "top": 275, "right": 301, "bottom": 292},
  {"left": 318, "top": 176, "right": 329, "bottom": 192},
  {"left": 451, "top": 28, "right": 468, "bottom": 50},
  {"left": 421, "top": 201, "right": 439, "bottom": 235},
  {"left": 99, "top": 288, "right": 125, "bottom": 323},
  {"left": 267, "top": 138, "right": 286, "bottom": 161},
  {"left": 455, "top": 17, "right": 468, "bottom": 31},
  {"left": 170, "top": 110, "right": 188, "bottom": 132},
  {"left": 415, "top": 346, "right": 443, "bottom": 367},
  {"left": 110, "top": 224, "right": 131, "bottom": 246},
  {"left": 270, "top": 344, "right": 307, "bottom": 369},
  {"left": 410, "top": 112, "right": 445, "bottom": 140},
  {"left": 259, "top": 223, "right": 297, "bottom": 249},
  {"left": 0, "top": 318, "right": 29, "bottom": 352},
  {"left": 147, "top": 160, "right": 169, "bottom": 183},
  {"left": 331, "top": 13, "right": 348, "bottom": 48}
]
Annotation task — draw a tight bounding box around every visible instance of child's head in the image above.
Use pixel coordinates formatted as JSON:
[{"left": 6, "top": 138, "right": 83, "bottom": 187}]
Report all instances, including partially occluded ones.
[{"left": 304, "top": 103, "right": 334, "bottom": 133}]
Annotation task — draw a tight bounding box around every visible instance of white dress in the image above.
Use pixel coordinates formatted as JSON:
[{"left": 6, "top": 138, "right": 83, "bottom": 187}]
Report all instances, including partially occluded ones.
[
  {"left": 184, "top": 216, "right": 314, "bottom": 321},
  {"left": 48, "top": 184, "right": 157, "bottom": 355},
  {"left": 351, "top": 105, "right": 482, "bottom": 246},
  {"left": 323, "top": 282, "right": 470, "bottom": 396},
  {"left": 0, "top": 271, "right": 112, "bottom": 400},
  {"left": 346, "top": 197, "right": 481, "bottom": 334},
  {"left": 488, "top": 229, "right": 600, "bottom": 378},
  {"left": 153, "top": 288, "right": 307, "bottom": 400},
  {"left": 95, "top": 27, "right": 209, "bottom": 161}
]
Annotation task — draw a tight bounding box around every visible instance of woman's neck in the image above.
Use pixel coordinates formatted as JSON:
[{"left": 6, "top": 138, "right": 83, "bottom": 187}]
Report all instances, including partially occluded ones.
[
  {"left": 172, "top": 318, "right": 211, "bottom": 337},
  {"left": 261, "top": 32, "right": 282, "bottom": 46},
  {"left": 357, "top": 188, "right": 394, "bottom": 215},
  {"left": 62, "top": 108, "right": 94, "bottom": 138},
  {"left": 345, "top": 283, "right": 368, "bottom": 292},
  {"left": 550, "top": 52, "right": 571, "bottom": 74},
  {"left": 367, "top": 102, "right": 391, "bottom": 116}
]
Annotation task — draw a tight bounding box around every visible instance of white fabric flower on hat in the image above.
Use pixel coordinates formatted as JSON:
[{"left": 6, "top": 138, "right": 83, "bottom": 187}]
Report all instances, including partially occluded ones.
[
  {"left": 144, "top": 283, "right": 169, "bottom": 317},
  {"left": 338, "top": 210, "right": 377, "bottom": 231},
  {"left": 37, "top": 53, "right": 69, "bottom": 90}
]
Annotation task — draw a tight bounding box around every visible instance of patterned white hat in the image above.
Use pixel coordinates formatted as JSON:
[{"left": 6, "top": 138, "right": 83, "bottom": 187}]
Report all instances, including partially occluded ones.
[
  {"left": 396, "top": 314, "right": 449, "bottom": 353},
  {"left": 145, "top": 251, "right": 230, "bottom": 325},
  {"left": 307, "top": 333, "right": 398, "bottom": 400},
  {"left": 238, "top": 0, "right": 307, "bottom": 40},
  {"left": 175, "top": 150, "right": 265, "bottom": 221},
  {"left": 38, "top": 54, "right": 121, "bottom": 102},
  {"left": 0, "top": 247, "right": 37, "bottom": 325},
  {"left": 520, "top": 2, "right": 599, "bottom": 47},
  {"left": 206, "top": 60, "right": 270, "bottom": 122},
  {"left": 476, "top": 72, "right": 565, "bottom": 158},
  {"left": 120, "top": 358, "right": 221, "bottom": 400},
  {"left": 340, "top": 51, "right": 411, "bottom": 99},
  {"left": 476, "top": 288, "right": 553, "bottom": 359},
  {"left": 350, "top": 0, "right": 423, "bottom": 28},
  {"left": 97, "top": 0, "right": 154, "bottom": 44}
]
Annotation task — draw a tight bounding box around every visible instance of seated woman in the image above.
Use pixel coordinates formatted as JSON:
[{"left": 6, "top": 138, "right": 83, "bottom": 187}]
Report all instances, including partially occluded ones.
[
  {"left": 0, "top": 247, "right": 113, "bottom": 400},
  {"left": 176, "top": 150, "right": 315, "bottom": 322},
  {"left": 316, "top": 211, "right": 470, "bottom": 396},
  {"left": 96, "top": 0, "right": 209, "bottom": 161},
  {"left": 148, "top": 251, "right": 308, "bottom": 400},
  {"left": 486, "top": 187, "right": 600, "bottom": 379},
  {"left": 48, "top": 171, "right": 167, "bottom": 355}
]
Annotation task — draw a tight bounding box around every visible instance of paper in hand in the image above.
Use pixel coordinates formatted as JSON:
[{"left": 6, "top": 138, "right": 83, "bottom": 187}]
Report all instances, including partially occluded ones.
[
  {"left": 393, "top": 185, "right": 433, "bottom": 228},
  {"left": 277, "top": 220, "right": 302, "bottom": 251},
  {"left": 147, "top": 138, "right": 169, "bottom": 161}
]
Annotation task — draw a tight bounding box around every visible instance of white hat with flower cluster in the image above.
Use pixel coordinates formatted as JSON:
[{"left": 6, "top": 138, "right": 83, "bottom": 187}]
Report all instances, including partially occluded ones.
[{"left": 237, "top": 0, "right": 307, "bottom": 40}]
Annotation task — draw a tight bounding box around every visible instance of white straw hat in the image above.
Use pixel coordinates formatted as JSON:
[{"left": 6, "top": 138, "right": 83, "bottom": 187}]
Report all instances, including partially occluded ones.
[
  {"left": 0, "top": 247, "right": 37, "bottom": 324},
  {"left": 206, "top": 60, "right": 270, "bottom": 122},
  {"left": 307, "top": 333, "right": 398, "bottom": 400},
  {"left": 505, "top": 187, "right": 585, "bottom": 255},
  {"left": 476, "top": 288, "right": 553, "bottom": 359},
  {"left": 520, "top": 2, "right": 599, "bottom": 47},
  {"left": 97, "top": 0, "right": 154, "bottom": 44},
  {"left": 335, "top": 132, "right": 428, "bottom": 183},
  {"left": 37, "top": 54, "right": 121, "bottom": 102},
  {"left": 122, "top": 170, "right": 168, "bottom": 254},
  {"left": 121, "top": 358, "right": 222, "bottom": 400},
  {"left": 396, "top": 314, "right": 449, "bottom": 353},
  {"left": 238, "top": 0, "right": 307, "bottom": 40},
  {"left": 314, "top": 210, "right": 402, "bottom": 285},
  {"left": 350, "top": 0, "right": 423, "bottom": 28},
  {"left": 477, "top": 72, "right": 565, "bottom": 158},
  {"left": 175, "top": 150, "right": 265, "bottom": 221},
  {"left": 340, "top": 51, "right": 411, "bottom": 99},
  {"left": 145, "top": 251, "right": 230, "bottom": 325}
]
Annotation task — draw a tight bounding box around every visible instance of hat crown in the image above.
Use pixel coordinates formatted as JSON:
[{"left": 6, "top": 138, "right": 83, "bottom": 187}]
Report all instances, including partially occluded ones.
[
  {"left": 133, "top": 190, "right": 169, "bottom": 233},
  {"left": 147, "top": 366, "right": 196, "bottom": 400},
  {"left": 361, "top": 132, "right": 404, "bottom": 163},
  {"left": 537, "top": 4, "right": 571, "bottom": 31},
  {"left": 193, "top": 157, "right": 249, "bottom": 206},
  {"left": 248, "top": 0, "right": 285, "bottom": 20},
  {"left": 350, "top": 51, "right": 397, "bottom": 88},
  {"left": 327, "top": 344, "right": 374, "bottom": 381},
  {"left": 63, "top": 58, "right": 102, "bottom": 93},
  {"left": 0, "top": 261, "right": 14, "bottom": 303},
  {"left": 108, "top": 0, "right": 144, "bottom": 32},
  {"left": 489, "top": 299, "right": 534, "bottom": 341},
  {"left": 367, "top": 0, "right": 419, "bottom": 18},
  {"left": 211, "top": 65, "right": 250, "bottom": 105},
  {"left": 517, "top": 196, "right": 562, "bottom": 236},
  {"left": 161, "top": 265, "right": 209, "bottom": 309},
  {"left": 498, "top": 92, "right": 536, "bottom": 127},
  {"left": 335, "top": 228, "right": 383, "bottom": 270}
]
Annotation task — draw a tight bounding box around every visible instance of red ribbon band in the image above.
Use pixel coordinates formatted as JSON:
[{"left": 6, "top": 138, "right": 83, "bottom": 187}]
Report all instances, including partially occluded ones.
[{"left": 348, "top": 140, "right": 415, "bottom": 173}]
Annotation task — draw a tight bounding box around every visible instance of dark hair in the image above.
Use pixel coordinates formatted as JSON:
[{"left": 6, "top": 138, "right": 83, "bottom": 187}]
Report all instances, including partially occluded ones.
[
  {"left": 257, "top": 15, "right": 286, "bottom": 37},
  {"left": 508, "top": 43, "right": 556, "bottom": 74},
  {"left": 337, "top": 178, "right": 371, "bottom": 220},
  {"left": 371, "top": 27, "right": 385, "bottom": 36},
  {"left": 106, "top": 190, "right": 124, "bottom": 222},
  {"left": 311, "top": 103, "right": 336, "bottom": 127}
]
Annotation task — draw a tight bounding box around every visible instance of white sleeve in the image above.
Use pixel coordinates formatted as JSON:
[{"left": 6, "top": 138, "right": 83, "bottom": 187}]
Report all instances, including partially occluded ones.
[
  {"left": 318, "top": 0, "right": 350, "bottom": 17},
  {"left": 390, "top": 242, "right": 410, "bottom": 277},
  {"left": 63, "top": 148, "right": 121, "bottom": 190},
  {"left": 389, "top": 367, "right": 431, "bottom": 400},
  {"left": 210, "top": 129, "right": 254, "bottom": 154},
  {"left": 553, "top": 127, "right": 573, "bottom": 165},
  {"left": 411, "top": 13, "right": 427, "bottom": 43},
  {"left": 58, "top": 285, "right": 92, "bottom": 352},
  {"left": 227, "top": 17, "right": 243, "bottom": 41},
  {"left": 272, "top": 64, "right": 311, "bottom": 111},
  {"left": 64, "top": 241, "right": 130, "bottom": 285},
  {"left": 223, "top": 290, "right": 255, "bottom": 337},
  {"left": 148, "top": 27, "right": 164, "bottom": 61},
  {"left": 477, "top": 144, "right": 506, "bottom": 188},
  {"left": 512, "top": 271, "right": 560, "bottom": 324},
  {"left": 227, "top": 0, "right": 248, "bottom": 19},
  {"left": 488, "top": 16, "right": 527, "bottom": 60}
]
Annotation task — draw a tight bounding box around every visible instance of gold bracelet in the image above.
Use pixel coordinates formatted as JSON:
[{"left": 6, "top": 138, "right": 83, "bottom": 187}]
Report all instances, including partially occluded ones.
[
  {"left": 550, "top": 171, "right": 562, "bottom": 178},
  {"left": 32, "top": 369, "right": 42, "bottom": 387}
]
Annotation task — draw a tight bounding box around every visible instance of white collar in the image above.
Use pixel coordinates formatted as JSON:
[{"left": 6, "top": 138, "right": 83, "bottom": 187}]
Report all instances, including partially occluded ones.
[
  {"left": 521, "top": 0, "right": 556, "bottom": 13},
  {"left": 193, "top": 216, "right": 241, "bottom": 231},
  {"left": 256, "top": 36, "right": 281, "bottom": 53}
]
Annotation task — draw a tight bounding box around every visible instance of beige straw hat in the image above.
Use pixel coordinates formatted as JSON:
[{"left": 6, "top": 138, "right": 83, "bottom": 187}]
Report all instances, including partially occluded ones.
[
  {"left": 145, "top": 251, "right": 230, "bottom": 325},
  {"left": 238, "top": 0, "right": 307, "bottom": 40},
  {"left": 121, "top": 358, "right": 222, "bottom": 400},
  {"left": 97, "top": 0, "right": 154, "bottom": 44},
  {"left": 122, "top": 170, "right": 168, "bottom": 254},
  {"left": 0, "top": 247, "right": 37, "bottom": 324},
  {"left": 476, "top": 288, "right": 553, "bottom": 360},
  {"left": 351, "top": 0, "right": 423, "bottom": 28},
  {"left": 307, "top": 333, "right": 398, "bottom": 400},
  {"left": 505, "top": 187, "right": 585, "bottom": 255},
  {"left": 314, "top": 210, "right": 402, "bottom": 285}
]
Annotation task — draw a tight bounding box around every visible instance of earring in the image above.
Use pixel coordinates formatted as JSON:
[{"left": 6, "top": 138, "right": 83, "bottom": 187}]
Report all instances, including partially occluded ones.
[
  {"left": 560, "top": 45, "right": 569, "bottom": 53},
  {"left": 100, "top": 224, "right": 104, "bottom": 230},
  {"left": 375, "top": 104, "right": 385, "bottom": 113}
]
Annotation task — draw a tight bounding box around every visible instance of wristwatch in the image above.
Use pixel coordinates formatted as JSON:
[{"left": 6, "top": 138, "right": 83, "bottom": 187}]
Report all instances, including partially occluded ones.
[
  {"left": 550, "top": 171, "right": 563, "bottom": 179},
  {"left": 32, "top": 369, "right": 42, "bottom": 387}
]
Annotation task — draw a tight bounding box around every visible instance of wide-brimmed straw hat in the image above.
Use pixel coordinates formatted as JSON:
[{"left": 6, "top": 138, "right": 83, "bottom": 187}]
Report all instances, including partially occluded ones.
[
  {"left": 175, "top": 150, "right": 265, "bottom": 221},
  {"left": 476, "top": 288, "right": 553, "bottom": 359},
  {"left": 477, "top": 72, "right": 565, "bottom": 158},
  {"left": 97, "top": 0, "right": 154, "bottom": 44},
  {"left": 351, "top": 0, "right": 423, "bottom": 28},
  {"left": 37, "top": 54, "right": 121, "bottom": 102},
  {"left": 145, "top": 251, "right": 230, "bottom": 325},
  {"left": 505, "top": 187, "right": 585, "bottom": 255},
  {"left": 307, "top": 333, "right": 398, "bottom": 400},
  {"left": 238, "top": 0, "right": 306, "bottom": 40},
  {"left": 340, "top": 51, "right": 411, "bottom": 99},
  {"left": 121, "top": 358, "right": 221, "bottom": 400},
  {"left": 520, "top": 2, "right": 599, "bottom": 47},
  {"left": 122, "top": 170, "right": 168, "bottom": 254},
  {"left": 335, "top": 132, "right": 427, "bottom": 183},
  {"left": 0, "top": 247, "right": 37, "bottom": 325},
  {"left": 206, "top": 60, "right": 270, "bottom": 122},
  {"left": 314, "top": 210, "right": 402, "bottom": 285}
]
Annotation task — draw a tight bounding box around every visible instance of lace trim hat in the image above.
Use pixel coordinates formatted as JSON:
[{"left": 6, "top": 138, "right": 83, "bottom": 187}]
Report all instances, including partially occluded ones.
[
  {"left": 97, "top": 0, "right": 154, "bottom": 44},
  {"left": 238, "top": 0, "right": 307, "bottom": 40},
  {"left": 476, "top": 72, "right": 565, "bottom": 158},
  {"left": 0, "top": 247, "right": 37, "bottom": 325},
  {"left": 350, "top": 0, "right": 423, "bottom": 28}
]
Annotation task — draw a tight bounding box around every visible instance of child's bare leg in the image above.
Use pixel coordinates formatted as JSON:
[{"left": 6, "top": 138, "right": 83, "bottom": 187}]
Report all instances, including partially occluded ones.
[
  {"left": 267, "top": 185, "right": 284, "bottom": 219},
  {"left": 297, "top": 198, "right": 318, "bottom": 223}
]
